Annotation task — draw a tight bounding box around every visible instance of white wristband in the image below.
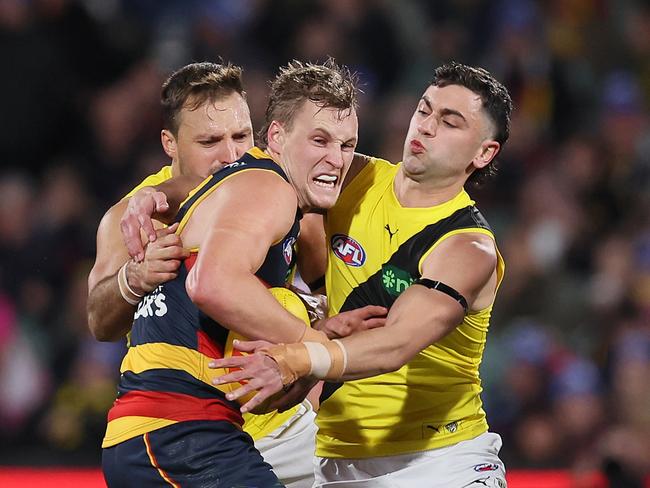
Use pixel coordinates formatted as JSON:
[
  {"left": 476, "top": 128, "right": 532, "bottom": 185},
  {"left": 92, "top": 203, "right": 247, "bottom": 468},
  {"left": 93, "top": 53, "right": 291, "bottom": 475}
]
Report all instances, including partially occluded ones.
[
  {"left": 332, "top": 339, "right": 348, "bottom": 374},
  {"left": 122, "top": 261, "right": 144, "bottom": 299},
  {"left": 117, "top": 262, "right": 141, "bottom": 306},
  {"left": 303, "top": 342, "right": 332, "bottom": 378}
]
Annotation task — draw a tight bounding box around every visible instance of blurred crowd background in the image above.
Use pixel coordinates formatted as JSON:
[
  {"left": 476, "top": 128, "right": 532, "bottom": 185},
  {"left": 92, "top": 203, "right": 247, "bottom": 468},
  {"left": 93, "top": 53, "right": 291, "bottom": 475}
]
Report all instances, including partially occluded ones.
[{"left": 0, "top": 0, "right": 649, "bottom": 484}]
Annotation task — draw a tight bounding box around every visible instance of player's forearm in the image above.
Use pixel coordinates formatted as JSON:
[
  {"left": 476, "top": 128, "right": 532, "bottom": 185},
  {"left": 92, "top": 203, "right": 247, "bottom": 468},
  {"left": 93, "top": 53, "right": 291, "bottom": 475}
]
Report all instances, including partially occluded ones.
[
  {"left": 188, "top": 270, "right": 312, "bottom": 344},
  {"left": 264, "top": 287, "right": 461, "bottom": 384},
  {"left": 335, "top": 291, "right": 461, "bottom": 380},
  {"left": 87, "top": 274, "right": 135, "bottom": 341}
]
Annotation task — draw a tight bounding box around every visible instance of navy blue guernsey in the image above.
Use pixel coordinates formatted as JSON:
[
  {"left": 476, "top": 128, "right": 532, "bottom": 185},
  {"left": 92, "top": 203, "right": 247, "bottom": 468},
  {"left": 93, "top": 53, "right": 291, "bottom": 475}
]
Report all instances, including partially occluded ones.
[{"left": 103, "top": 147, "right": 301, "bottom": 448}]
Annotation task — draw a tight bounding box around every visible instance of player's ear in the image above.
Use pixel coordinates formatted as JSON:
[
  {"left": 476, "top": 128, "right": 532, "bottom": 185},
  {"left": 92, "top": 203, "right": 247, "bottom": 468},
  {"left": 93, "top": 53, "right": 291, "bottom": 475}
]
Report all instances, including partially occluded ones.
[
  {"left": 161, "top": 129, "right": 177, "bottom": 160},
  {"left": 473, "top": 140, "right": 500, "bottom": 170},
  {"left": 266, "top": 120, "right": 285, "bottom": 154}
]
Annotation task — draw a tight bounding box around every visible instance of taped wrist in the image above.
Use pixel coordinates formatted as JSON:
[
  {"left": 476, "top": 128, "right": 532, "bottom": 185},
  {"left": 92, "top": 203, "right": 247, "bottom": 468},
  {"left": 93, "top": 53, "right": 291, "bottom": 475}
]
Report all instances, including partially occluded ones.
[
  {"left": 300, "top": 324, "right": 329, "bottom": 343},
  {"left": 260, "top": 340, "right": 348, "bottom": 386}
]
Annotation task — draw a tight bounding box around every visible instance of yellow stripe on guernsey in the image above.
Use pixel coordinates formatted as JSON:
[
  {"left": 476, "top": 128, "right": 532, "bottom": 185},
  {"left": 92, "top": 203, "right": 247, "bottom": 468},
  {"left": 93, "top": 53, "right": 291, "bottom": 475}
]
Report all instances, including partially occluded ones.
[
  {"left": 111, "top": 341, "right": 298, "bottom": 442},
  {"left": 123, "top": 165, "right": 173, "bottom": 199},
  {"left": 320, "top": 157, "right": 505, "bottom": 458},
  {"left": 116, "top": 162, "right": 301, "bottom": 442}
]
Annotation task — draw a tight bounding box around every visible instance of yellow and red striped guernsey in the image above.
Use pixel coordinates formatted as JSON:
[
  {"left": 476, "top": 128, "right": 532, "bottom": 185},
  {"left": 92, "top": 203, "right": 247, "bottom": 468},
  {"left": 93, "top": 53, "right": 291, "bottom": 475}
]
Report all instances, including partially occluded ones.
[{"left": 103, "top": 148, "right": 302, "bottom": 447}]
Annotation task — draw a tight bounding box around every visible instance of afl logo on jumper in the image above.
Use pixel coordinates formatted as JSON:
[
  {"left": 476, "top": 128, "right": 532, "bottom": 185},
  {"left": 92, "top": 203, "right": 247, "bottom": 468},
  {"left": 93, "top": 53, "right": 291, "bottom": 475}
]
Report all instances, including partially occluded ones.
[
  {"left": 223, "top": 161, "right": 247, "bottom": 169},
  {"left": 331, "top": 234, "right": 366, "bottom": 267},
  {"left": 283, "top": 237, "right": 296, "bottom": 265}
]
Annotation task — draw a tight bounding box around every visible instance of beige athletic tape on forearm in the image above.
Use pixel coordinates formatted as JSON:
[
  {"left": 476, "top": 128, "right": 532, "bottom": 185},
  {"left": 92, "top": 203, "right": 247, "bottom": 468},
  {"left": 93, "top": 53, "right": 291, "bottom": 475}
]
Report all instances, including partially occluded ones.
[
  {"left": 300, "top": 325, "right": 329, "bottom": 343},
  {"left": 261, "top": 340, "right": 347, "bottom": 385}
]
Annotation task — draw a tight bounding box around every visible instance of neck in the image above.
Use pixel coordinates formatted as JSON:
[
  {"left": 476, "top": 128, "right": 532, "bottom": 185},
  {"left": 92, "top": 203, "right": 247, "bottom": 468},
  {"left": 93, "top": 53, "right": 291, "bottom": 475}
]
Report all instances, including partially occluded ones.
[
  {"left": 263, "top": 146, "right": 311, "bottom": 213},
  {"left": 171, "top": 160, "right": 181, "bottom": 178},
  {"left": 263, "top": 147, "right": 286, "bottom": 172},
  {"left": 393, "top": 167, "right": 465, "bottom": 208}
]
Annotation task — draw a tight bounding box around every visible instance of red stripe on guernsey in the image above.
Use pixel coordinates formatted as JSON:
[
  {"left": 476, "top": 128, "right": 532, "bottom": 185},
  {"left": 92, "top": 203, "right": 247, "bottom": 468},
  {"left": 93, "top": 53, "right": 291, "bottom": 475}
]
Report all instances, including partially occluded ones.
[
  {"left": 184, "top": 252, "right": 198, "bottom": 272},
  {"left": 197, "top": 330, "right": 224, "bottom": 358},
  {"left": 108, "top": 391, "right": 243, "bottom": 426}
]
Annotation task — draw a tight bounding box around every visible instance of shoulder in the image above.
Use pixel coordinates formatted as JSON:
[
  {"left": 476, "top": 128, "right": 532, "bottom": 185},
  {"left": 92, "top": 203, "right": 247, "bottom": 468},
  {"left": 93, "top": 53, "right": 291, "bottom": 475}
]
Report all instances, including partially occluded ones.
[
  {"left": 342, "top": 153, "right": 395, "bottom": 190},
  {"left": 123, "top": 165, "right": 173, "bottom": 199},
  {"left": 99, "top": 198, "right": 128, "bottom": 232},
  {"left": 211, "top": 166, "right": 297, "bottom": 212},
  {"left": 424, "top": 232, "right": 496, "bottom": 277}
]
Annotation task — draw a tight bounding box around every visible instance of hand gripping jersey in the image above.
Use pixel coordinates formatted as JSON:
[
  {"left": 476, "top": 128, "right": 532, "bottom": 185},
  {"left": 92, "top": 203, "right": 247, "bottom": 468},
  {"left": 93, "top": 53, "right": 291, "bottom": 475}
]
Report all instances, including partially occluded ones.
[
  {"left": 103, "top": 148, "right": 301, "bottom": 447},
  {"left": 318, "top": 157, "right": 505, "bottom": 458}
]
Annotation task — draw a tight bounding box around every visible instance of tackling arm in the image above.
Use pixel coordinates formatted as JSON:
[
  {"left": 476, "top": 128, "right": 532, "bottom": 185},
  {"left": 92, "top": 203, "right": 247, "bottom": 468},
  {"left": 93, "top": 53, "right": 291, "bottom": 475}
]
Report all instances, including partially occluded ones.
[
  {"left": 212, "top": 233, "right": 499, "bottom": 410},
  {"left": 300, "top": 233, "right": 498, "bottom": 380},
  {"left": 121, "top": 174, "right": 203, "bottom": 261},
  {"left": 185, "top": 170, "right": 328, "bottom": 344},
  {"left": 87, "top": 200, "right": 141, "bottom": 341}
]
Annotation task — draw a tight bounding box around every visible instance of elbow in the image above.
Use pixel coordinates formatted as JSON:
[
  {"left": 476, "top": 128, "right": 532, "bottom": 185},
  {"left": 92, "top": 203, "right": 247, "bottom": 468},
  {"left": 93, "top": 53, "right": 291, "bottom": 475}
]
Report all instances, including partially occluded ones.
[
  {"left": 87, "top": 303, "right": 122, "bottom": 342},
  {"left": 88, "top": 315, "right": 113, "bottom": 342},
  {"left": 380, "top": 351, "right": 407, "bottom": 374},
  {"left": 378, "top": 337, "right": 414, "bottom": 374},
  {"left": 186, "top": 269, "right": 229, "bottom": 317}
]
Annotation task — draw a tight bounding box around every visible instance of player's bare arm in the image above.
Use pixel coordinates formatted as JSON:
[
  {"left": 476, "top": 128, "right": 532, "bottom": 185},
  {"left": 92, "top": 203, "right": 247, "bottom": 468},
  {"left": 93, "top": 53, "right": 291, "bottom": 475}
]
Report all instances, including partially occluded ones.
[
  {"left": 211, "top": 232, "right": 498, "bottom": 410},
  {"left": 87, "top": 200, "right": 135, "bottom": 341},
  {"left": 184, "top": 170, "right": 326, "bottom": 344},
  {"left": 87, "top": 201, "right": 189, "bottom": 341},
  {"left": 335, "top": 232, "right": 499, "bottom": 377}
]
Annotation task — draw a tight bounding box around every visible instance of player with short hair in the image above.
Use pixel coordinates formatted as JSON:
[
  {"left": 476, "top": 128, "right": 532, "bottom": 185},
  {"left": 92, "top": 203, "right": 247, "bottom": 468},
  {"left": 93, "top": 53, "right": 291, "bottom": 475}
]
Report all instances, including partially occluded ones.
[
  {"left": 91, "top": 61, "right": 369, "bottom": 488},
  {"left": 88, "top": 61, "right": 253, "bottom": 342},
  {"left": 101, "top": 59, "right": 383, "bottom": 487},
  {"left": 211, "top": 62, "right": 514, "bottom": 487}
]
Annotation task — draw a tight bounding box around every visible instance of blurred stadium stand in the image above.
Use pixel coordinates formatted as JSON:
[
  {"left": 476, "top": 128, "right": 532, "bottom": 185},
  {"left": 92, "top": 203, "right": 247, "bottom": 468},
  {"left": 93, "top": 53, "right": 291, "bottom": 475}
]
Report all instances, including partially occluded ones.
[{"left": 0, "top": 0, "right": 648, "bottom": 485}]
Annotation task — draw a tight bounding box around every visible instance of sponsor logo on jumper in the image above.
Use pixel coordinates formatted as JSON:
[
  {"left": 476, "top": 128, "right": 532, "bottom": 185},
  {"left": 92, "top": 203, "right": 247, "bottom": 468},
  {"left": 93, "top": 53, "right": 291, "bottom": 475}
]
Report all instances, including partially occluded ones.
[
  {"left": 331, "top": 234, "right": 366, "bottom": 267},
  {"left": 134, "top": 286, "right": 167, "bottom": 319},
  {"left": 473, "top": 464, "right": 499, "bottom": 473},
  {"left": 283, "top": 237, "right": 296, "bottom": 265},
  {"left": 381, "top": 265, "right": 414, "bottom": 296}
]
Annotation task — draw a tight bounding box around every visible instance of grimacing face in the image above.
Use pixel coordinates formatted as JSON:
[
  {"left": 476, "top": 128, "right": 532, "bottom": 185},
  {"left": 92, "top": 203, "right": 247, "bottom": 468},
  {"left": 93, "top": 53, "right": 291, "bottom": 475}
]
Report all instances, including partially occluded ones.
[
  {"left": 402, "top": 84, "right": 498, "bottom": 184},
  {"left": 162, "top": 92, "right": 254, "bottom": 178},
  {"left": 270, "top": 100, "right": 358, "bottom": 212}
]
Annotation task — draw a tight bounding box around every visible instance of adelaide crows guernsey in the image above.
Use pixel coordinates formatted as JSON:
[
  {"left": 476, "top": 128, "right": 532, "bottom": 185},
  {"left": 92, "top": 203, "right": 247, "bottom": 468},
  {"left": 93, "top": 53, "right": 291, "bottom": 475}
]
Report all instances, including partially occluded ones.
[
  {"left": 318, "top": 157, "right": 505, "bottom": 458},
  {"left": 103, "top": 148, "right": 301, "bottom": 448}
]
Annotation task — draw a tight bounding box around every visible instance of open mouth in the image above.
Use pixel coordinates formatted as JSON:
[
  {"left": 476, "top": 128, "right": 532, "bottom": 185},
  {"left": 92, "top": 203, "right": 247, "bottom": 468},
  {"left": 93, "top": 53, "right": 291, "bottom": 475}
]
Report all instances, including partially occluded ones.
[{"left": 313, "top": 174, "right": 338, "bottom": 188}]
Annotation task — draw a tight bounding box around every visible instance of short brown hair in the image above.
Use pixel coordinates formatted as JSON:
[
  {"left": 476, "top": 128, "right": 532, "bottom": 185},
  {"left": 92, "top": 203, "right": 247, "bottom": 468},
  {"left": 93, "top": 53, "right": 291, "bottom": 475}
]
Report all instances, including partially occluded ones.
[
  {"left": 161, "top": 62, "right": 245, "bottom": 135},
  {"left": 258, "top": 58, "right": 359, "bottom": 146}
]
